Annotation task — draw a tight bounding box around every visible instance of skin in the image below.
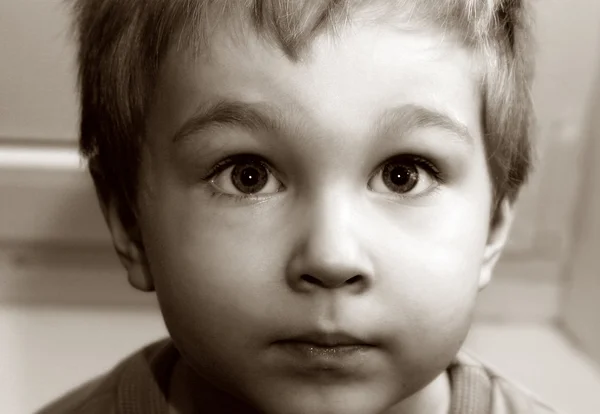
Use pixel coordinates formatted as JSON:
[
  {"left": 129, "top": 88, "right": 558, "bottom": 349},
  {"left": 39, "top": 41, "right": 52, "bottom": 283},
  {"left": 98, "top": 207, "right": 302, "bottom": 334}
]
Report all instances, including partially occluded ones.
[{"left": 105, "top": 20, "right": 514, "bottom": 414}]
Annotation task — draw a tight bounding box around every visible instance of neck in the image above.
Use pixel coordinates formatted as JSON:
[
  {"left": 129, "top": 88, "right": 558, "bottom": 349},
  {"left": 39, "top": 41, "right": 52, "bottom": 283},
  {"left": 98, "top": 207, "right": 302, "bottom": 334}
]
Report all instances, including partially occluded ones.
[
  {"left": 168, "top": 359, "right": 257, "bottom": 414},
  {"left": 384, "top": 371, "right": 451, "bottom": 414},
  {"left": 169, "top": 360, "right": 451, "bottom": 414}
]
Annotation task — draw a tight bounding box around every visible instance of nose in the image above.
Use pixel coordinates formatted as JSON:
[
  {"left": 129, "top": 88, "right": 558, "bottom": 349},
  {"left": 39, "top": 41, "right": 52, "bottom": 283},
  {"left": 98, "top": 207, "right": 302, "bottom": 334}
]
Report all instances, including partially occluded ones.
[{"left": 285, "top": 196, "right": 374, "bottom": 294}]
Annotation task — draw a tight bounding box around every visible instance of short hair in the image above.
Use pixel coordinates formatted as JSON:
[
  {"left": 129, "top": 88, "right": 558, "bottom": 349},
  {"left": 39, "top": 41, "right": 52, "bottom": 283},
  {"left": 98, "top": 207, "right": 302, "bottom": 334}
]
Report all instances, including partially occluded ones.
[{"left": 71, "top": 0, "right": 534, "bottom": 227}]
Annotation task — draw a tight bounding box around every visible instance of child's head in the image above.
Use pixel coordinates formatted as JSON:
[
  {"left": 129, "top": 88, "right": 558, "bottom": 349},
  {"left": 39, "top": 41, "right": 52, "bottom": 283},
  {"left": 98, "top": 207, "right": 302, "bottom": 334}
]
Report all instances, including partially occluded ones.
[{"left": 72, "top": 1, "right": 534, "bottom": 413}]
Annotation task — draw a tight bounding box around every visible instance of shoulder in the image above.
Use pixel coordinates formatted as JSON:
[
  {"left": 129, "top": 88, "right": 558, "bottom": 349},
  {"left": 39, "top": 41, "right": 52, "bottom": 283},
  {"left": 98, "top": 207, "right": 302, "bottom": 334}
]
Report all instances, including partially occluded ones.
[
  {"left": 490, "top": 374, "right": 558, "bottom": 414},
  {"left": 449, "top": 352, "right": 561, "bottom": 414},
  {"left": 35, "top": 338, "right": 174, "bottom": 414},
  {"left": 34, "top": 375, "right": 114, "bottom": 414}
]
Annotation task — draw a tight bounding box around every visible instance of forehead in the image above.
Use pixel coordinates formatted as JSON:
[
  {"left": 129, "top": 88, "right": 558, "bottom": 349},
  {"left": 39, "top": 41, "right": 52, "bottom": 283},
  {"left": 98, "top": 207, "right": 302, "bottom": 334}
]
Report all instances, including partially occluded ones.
[
  {"left": 165, "top": 0, "right": 483, "bottom": 61},
  {"left": 151, "top": 21, "right": 482, "bottom": 151}
]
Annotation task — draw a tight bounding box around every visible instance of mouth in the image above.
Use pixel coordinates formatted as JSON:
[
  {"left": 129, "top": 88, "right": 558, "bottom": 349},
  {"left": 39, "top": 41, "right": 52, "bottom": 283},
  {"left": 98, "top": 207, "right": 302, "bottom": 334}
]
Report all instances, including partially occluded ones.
[
  {"left": 273, "top": 331, "right": 377, "bottom": 373},
  {"left": 279, "top": 331, "right": 375, "bottom": 347}
]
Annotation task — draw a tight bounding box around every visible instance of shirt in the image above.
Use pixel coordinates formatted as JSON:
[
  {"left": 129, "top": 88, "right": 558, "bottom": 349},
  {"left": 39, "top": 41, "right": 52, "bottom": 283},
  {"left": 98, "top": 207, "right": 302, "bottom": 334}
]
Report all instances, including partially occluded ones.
[{"left": 36, "top": 337, "right": 558, "bottom": 414}]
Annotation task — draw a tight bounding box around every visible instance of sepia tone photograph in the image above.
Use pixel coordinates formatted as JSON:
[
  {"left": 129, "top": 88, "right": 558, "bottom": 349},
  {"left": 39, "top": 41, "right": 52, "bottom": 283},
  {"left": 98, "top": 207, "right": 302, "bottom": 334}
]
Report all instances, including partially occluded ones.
[{"left": 0, "top": 0, "right": 599, "bottom": 413}]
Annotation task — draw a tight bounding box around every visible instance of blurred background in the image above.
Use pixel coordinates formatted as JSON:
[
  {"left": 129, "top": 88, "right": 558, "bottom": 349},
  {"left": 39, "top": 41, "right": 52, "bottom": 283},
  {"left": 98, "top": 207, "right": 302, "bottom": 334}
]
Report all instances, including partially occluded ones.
[{"left": 1, "top": 0, "right": 599, "bottom": 413}]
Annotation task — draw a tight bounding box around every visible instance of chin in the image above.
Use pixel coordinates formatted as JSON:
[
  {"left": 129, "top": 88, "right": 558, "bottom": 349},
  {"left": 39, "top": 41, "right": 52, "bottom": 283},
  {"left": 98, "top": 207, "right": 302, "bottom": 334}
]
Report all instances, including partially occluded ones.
[
  {"left": 258, "top": 400, "right": 387, "bottom": 414},
  {"left": 245, "top": 384, "right": 398, "bottom": 414}
]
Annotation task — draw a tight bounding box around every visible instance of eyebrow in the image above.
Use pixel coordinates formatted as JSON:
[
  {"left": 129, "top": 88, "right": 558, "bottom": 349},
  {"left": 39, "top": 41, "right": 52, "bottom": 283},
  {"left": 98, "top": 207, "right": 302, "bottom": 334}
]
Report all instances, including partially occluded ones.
[
  {"left": 172, "top": 100, "right": 281, "bottom": 143},
  {"left": 172, "top": 100, "right": 474, "bottom": 147},
  {"left": 376, "top": 104, "right": 474, "bottom": 148}
]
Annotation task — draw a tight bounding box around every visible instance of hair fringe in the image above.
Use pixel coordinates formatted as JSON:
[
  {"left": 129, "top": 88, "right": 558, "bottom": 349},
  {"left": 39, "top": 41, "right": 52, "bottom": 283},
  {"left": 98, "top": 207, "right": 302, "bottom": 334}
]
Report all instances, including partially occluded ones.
[{"left": 70, "top": 0, "right": 535, "bottom": 221}]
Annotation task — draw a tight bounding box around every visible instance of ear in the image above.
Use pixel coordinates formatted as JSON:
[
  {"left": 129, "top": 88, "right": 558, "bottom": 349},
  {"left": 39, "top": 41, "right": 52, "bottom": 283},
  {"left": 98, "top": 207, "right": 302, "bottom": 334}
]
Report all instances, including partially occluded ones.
[
  {"left": 101, "top": 198, "right": 155, "bottom": 292},
  {"left": 479, "top": 198, "right": 515, "bottom": 290}
]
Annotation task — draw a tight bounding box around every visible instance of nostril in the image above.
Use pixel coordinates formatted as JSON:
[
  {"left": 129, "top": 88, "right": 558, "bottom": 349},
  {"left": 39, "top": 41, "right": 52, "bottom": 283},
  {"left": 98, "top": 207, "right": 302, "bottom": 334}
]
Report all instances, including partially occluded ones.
[
  {"left": 299, "top": 273, "right": 364, "bottom": 288},
  {"left": 300, "top": 274, "right": 323, "bottom": 286},
  {"left": 347, "top": 275, "right": 363, "bottom": 285}
]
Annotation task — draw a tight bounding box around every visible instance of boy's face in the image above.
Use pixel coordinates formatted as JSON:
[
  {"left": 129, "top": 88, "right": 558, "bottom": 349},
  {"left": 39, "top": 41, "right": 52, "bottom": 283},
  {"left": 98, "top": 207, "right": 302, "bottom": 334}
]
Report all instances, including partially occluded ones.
[{"left": 115, "top": 20, "right": 511, "bottom": 414}]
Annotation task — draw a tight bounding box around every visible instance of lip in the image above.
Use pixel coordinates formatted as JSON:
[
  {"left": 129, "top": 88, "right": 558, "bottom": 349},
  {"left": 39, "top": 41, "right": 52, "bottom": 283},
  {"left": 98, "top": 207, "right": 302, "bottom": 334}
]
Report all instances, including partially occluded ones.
[
  {"left": 273, "top": 331, "right": 377, "bottom": 374},
  {"left": 281, "top": 331, "right": 373, "bottom": 347}
]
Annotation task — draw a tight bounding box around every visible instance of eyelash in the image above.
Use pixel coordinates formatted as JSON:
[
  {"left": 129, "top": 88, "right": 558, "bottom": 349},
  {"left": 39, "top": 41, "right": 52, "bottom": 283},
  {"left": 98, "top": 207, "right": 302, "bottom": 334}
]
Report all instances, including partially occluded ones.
[
  {"left": 385, "top": 155, "right": 443, "bottom": 182},
  {"left": 201, "top": 154, "right": 278, "bottom": 203},
  {"left": 371, "top": 155, "right": 444, "bottom": 200},
  {"left": 201, "top": 153, "right": 445, "bottom": 202}
]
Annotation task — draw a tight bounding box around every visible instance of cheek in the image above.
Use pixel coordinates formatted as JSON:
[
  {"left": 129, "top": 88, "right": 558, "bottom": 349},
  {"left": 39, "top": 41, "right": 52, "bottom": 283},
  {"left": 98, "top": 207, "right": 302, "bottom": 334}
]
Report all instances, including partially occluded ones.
[
  {"left": 377, "top": 196, "right": 490, "bottom": 330},
  {"left": 141, "top": 191, "right": 285, "bottom": 323},
  {"left": 372, "top": 224, "right": 484, "bottom": 378}
]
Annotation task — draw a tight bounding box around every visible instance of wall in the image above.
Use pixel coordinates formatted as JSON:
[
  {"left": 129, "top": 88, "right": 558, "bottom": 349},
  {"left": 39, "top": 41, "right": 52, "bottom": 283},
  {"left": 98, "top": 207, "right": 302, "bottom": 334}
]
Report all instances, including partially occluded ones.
[
  {"left": 1, "top": 0, "right": 600, "bottom": 412},
  {"left": 2, "top": 0, "right": 600, "bottom": 322},
  {"left": 561, "top": 58, "right": 600, "bottom": 366},
  {"left": 0, "top": 0, "right": 78, "bottom": 141}
]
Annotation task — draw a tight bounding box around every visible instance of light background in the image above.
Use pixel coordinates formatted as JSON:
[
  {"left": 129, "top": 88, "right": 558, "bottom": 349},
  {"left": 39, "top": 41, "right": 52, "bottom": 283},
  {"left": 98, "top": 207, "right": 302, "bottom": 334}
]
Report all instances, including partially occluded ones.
[{"left": 1, "top": 0, "right": 600, "bottom": 413}]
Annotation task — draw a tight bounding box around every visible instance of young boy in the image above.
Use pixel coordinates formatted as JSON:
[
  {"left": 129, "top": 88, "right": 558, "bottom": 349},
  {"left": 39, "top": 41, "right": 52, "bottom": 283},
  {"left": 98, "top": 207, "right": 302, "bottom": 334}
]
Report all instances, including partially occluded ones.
[{"left": 39, "top": 0, "right": 556, "bottom": 413}]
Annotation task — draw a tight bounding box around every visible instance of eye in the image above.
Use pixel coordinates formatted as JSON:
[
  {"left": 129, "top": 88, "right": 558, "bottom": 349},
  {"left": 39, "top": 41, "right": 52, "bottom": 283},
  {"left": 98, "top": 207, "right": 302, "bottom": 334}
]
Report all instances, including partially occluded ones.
[
  {"left": 369, "top": 156, "right": 439, "bottom": 196},
  {"left": 209, "top": 156, "right": 282, "bottom": 196}
]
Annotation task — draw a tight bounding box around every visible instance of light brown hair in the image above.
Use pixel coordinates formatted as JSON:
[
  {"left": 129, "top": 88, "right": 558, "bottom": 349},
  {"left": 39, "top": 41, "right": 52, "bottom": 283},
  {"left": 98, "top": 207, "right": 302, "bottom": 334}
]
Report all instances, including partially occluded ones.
[{"left": 71, "top": 0, "right": 535, "bottom": 226}]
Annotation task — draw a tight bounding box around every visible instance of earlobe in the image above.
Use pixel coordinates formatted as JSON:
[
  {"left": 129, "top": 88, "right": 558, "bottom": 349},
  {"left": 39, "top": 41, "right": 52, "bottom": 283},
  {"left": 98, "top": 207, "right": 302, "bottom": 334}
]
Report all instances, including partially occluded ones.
[
  {"left": 479, "top": 198, "right": 515, "bottom": 290},
  {"left": 102, "top": 198, "right": 155, "bottom": 292}
]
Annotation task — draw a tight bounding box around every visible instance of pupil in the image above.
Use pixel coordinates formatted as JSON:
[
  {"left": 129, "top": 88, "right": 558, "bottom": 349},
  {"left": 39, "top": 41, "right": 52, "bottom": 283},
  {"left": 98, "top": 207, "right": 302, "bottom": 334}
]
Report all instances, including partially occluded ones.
[
  {"left": 390, "top": 166, "right": 410, "bottom": 186},
  {"left": 232, "top": 162, "right": 268, "bottom": 194},
  {"left": 240, "top": 167, "right": 258, "bottom": 186},
  {"left": 383, "top": 162, "right": 418, "bottom": 193}
]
